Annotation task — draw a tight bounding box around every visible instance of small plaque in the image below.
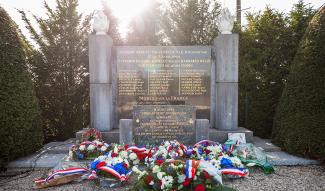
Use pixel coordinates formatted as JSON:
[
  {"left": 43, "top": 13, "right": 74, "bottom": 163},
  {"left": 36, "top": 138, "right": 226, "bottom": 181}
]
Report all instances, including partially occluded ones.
[
  {"left": 133, "top": 105, "right": 196, "bottom": 145},
  {"left": 228, "top": 133, "right": 246, "bottom": 144}
]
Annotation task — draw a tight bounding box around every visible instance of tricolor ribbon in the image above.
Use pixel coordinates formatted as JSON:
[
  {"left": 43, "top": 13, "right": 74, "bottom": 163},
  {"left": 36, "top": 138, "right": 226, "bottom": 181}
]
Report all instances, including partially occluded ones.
[
  {"left": 126, "top": 146, "right": 147, "bottom": 152},
  {"left": 97, "top": 166, "right": 131, "bottom": 181},
  {"left": 219, "top": 168, "right": 249, "bottom": 177},
  {"left": 34, "top": 167, "right": 90, "bottom": 183},
  {"left": 194, "top": 140, "right": 218, "bottom": 147},
  {"left": 185, "top": 160, "right": 201, "bottom": 179}
]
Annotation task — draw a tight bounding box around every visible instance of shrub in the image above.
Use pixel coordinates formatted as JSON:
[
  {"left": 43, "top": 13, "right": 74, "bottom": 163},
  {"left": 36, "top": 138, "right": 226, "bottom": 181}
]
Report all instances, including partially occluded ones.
[
  {"left": 0, "top": 7, "right": 43, "bottom": 169},
  {"left": 272, "top": 6, "right": 325, "bottom": 159}
]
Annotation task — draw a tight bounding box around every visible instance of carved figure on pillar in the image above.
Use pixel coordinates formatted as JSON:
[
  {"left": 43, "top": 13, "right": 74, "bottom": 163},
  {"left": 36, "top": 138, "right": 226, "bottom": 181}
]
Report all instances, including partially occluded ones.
[
  {"left": 216, "top": 8, "right": 235, "bottom": 34},
  {"left": 93, "top": 10, "right": 109, "bottom": 35}
]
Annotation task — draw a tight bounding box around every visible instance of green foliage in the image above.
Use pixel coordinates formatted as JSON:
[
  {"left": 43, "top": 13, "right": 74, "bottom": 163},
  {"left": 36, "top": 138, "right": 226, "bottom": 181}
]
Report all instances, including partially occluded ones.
[
  {"left": 162, "top": 0, "right": 220, "bottom": 45},
  {"left": 0, "top": 7, "right": 43, "bottom": 168},
  {"left": 272, "top": 6, "right": 325, "bottom": 159},
  {"left": 19, "top": 0, "right": 91, "bottom": 142},
  {"left": 238, "top": 2, "right": 315, "bottom": 138}
]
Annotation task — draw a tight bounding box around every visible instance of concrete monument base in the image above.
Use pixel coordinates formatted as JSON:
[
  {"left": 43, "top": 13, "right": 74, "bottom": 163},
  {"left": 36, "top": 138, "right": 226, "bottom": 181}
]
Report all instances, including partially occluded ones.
[{"left": 76, "top": 126, "right": 253, "bottom": 144}]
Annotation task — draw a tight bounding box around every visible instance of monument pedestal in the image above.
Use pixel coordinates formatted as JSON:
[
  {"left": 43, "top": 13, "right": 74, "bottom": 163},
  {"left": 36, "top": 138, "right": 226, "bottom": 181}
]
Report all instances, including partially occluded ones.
[{"left": 76, "top": 125, "right": 253, "bottom": 144}]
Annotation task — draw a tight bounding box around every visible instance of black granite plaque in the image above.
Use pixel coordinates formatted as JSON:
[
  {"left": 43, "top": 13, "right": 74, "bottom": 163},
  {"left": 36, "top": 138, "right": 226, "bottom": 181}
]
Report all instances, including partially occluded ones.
[
  {"left": 133, "top": 105, "right": 196, "bottom": 145},
  {"left": 117, "top": 46, "right": 211, "bottom": 121}
]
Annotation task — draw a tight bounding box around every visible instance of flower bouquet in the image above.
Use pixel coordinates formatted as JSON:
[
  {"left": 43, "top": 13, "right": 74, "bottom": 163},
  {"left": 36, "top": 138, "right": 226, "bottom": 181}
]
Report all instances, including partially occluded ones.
[
  {"left": 133, "top": 160, "right": 236, "bottom": 191},
  {"left": 80, "top": 128, "right": 102, "bottom": 142},
  {"left": 69, "top": 140, "right": 110, "bottom": 160}
]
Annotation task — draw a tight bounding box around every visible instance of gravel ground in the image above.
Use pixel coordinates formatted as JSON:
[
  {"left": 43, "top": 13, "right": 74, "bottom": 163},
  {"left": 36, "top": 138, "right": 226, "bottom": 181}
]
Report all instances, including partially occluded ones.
[{"left": 0, "top": 165, "right": 324, "bottom": 191}]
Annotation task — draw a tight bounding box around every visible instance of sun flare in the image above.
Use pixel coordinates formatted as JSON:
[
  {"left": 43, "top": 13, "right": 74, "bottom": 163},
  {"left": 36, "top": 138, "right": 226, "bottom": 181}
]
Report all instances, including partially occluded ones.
[{"left": 104, "top": 0, "right": 151, "bottom": 37}]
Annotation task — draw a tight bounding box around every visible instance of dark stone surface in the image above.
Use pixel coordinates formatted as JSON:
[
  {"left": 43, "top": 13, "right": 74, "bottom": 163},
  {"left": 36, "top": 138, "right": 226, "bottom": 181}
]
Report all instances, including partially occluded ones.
[
  {"left": 119, "top": 119, "right": 133, "bottom": 144},
  {"left": 195, "top": 119, "right": 210, "bottom": 142},
  {"left": 133, "top": 105, "right": 196, "bottom": 145},
  {"left": 116, "top": 46, "right": 211, "bottom": 121}
]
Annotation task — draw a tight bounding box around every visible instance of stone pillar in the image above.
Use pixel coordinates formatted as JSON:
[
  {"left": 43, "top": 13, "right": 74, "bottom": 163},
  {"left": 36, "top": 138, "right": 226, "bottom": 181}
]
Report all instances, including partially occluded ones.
[
  {"left": 89, "top": 35, "right": 113, "bottom": 131},
  {"left": 213, "top": 34, "right": 238, "bottom": 130}
]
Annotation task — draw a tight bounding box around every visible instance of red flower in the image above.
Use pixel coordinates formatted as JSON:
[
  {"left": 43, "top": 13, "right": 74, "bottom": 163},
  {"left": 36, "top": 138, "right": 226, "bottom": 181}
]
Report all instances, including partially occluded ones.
[
  {"left": 194, "top": 184, "right": 206, "bottom": 191},
  {"left": 203, "top": 170, "right": 210, "bottom": 179},
  {"left": 111, "top": 153, "right": 118, "bottom": 157},
  {"left": 182, "top": 178, "right": 191, "bottom": 186},
  {"left": 136, "top": 152, "right": 147, "bottom": 160},
  {"left": 123, "top": 163, "right": 129, "bottom": 168},
  {"left": 156, "top": 159, "right": 164, "bottom": 166},
  {"left": 96, "top": 161, "right": 106, "bottom": 168},
  {"left": 145, "top": 175, "right": 153, "bottom": 185}
]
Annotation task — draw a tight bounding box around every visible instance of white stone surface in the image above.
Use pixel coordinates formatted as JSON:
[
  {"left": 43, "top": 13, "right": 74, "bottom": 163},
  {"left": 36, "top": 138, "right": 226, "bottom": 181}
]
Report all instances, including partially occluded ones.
[
  {"left": 216, "top": 7, "right": 235, "bottom": 34},
  {"left": 93, "top": 10, "right": 109, "bottom": 35}
]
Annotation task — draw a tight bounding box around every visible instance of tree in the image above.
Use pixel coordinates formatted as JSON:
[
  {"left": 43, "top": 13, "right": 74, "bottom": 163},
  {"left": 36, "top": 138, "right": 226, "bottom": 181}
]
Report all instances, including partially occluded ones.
[
  {"left": 272, "top": 6, "right": 325, "bottom": 159},
  {"left": 162, "top": 0, "right": 220, "bottom": 45},
  {"left": 19, "top": 0, "right": 91, "bottom": 142},
  {"left": 102, "top": 1, "right": 122, "bottom": 45},
  {"left": 238, "top": 3, "right": 315, "bottom": 138},
  {"left": 126, "top": 0, "right": 162, "bottom": 45},
  {"left": 0, "top": 7, "right": 43, "bottom": 168}
]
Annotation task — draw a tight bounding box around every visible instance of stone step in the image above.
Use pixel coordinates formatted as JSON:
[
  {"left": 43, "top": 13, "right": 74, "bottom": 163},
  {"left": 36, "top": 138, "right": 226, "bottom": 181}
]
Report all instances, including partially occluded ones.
[
  {"left": 252, "top": 136, "right": 281, "bottom": 152},
  {"left": 42, "top": 138, "right": 76, "bottom": 154},
  {"left": 7, "top": 153, "right": 68, "bottom": 168},
  {"left": 266, "top": 151, "right": 319, "bottom": 166}
]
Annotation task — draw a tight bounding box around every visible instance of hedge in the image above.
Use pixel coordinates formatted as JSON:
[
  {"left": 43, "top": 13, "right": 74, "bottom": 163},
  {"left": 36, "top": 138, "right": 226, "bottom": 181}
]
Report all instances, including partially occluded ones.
[
  {"left": 0, "top": 7, "right": 43, "bottom": 169},
  {"left": 272, "top": 6, "right": 325, "bottom": 159}
]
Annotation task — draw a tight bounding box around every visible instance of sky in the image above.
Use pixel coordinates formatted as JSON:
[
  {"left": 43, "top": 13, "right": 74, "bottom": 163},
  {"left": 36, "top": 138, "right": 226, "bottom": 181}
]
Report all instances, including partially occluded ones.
[{"left": 1, "top": 0, "right": 324, "bottom": 39}]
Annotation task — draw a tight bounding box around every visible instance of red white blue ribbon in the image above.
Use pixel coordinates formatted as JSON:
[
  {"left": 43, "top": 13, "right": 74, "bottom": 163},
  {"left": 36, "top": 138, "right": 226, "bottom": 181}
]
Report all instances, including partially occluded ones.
[
  {"left": 219, "top": 168, "right": 249, "bottom": 177},
  {"left": 185, "top": 160, "right": 201, "bottom": 179},
  {"left": 194, "top": 140, "right": 218, "bottom": 147},
  {"left": 126, "top": 146, "right": 147, "bottom": 152},
  {"left": 97, "top": 166, "right": 131, "bottom": 181},
  {"left": 34, "top": 167, "right": 90, "bottom": 183}
]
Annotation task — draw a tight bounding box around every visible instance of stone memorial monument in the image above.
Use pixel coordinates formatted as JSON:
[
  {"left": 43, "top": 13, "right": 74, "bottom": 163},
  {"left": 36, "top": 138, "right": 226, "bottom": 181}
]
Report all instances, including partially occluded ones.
[{"left": 77, "top": 8, "right": 253, "bottom": 144}]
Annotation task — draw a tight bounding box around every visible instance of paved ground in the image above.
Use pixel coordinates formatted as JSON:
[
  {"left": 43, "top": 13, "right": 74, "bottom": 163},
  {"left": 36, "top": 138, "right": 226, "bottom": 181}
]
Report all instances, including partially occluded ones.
[{"left": 0, "top": 165, "right": 324, "bottom": 191}]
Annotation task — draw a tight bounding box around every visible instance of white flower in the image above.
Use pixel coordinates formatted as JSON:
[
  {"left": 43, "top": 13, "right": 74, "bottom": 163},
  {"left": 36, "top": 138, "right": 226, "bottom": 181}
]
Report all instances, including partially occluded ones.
[
  {"left": 161, "top": 175, "right": 173, "bottom": 189},
  {"left": 177, "top": 174, "right": 186, "bottom": 183},
  {"left": 79, "top": 145, "right": 86, "bottom": 151},
  {"left": 178, "top": 185, "right": 184, "bottom": 190},
  {"left": 208, "top": 152, "right": 216, "bottom": 159},
  {"left": 157, "top": 172, "right": 165, "bottom": 180},
  {"left": 68, "top": 150, "right": 73, "bottom": 160},
  {"left": 93, "top": 140, "right": 101, "bottom": 145},
  {"left": 113, "top": 157, "right": 123, "bottom": 164},
  {"left": 207, "top": 145, "right": 221, "bottom": 154},
  {"left": 119, "top": 151, "right": 128, "bottom": 159},
  {"left": 231, "top": 156, "right": 243, "bottom": 168},
  {"left": 164, "top": 141, "right": 170, "bottom": 147},
  {"left": 100, "top": 146, "right": 107, "bottom": 152},
  {"left": 209, "top": 159, "right": 221, "bottom": 169},
  {"left": 129, "top": 153, "right": 137, "bottom": 160},
  {"left": 133, "top": 159, "right": 140, "bottom": 164},
  {"left": 132, "top": 166, "right": 141, "bottom": 173},
  {"left": 114, "top": 146, "right": 118, "bottom": 153},
  {"left": 97, "top": 155, "right": 106, "bottom": 161},
  {"left": 152, "top": 165, "right": 161, "bottom": 173},
  {"left": 87, "top": 144, "right": 96, "bottom": 151}
]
